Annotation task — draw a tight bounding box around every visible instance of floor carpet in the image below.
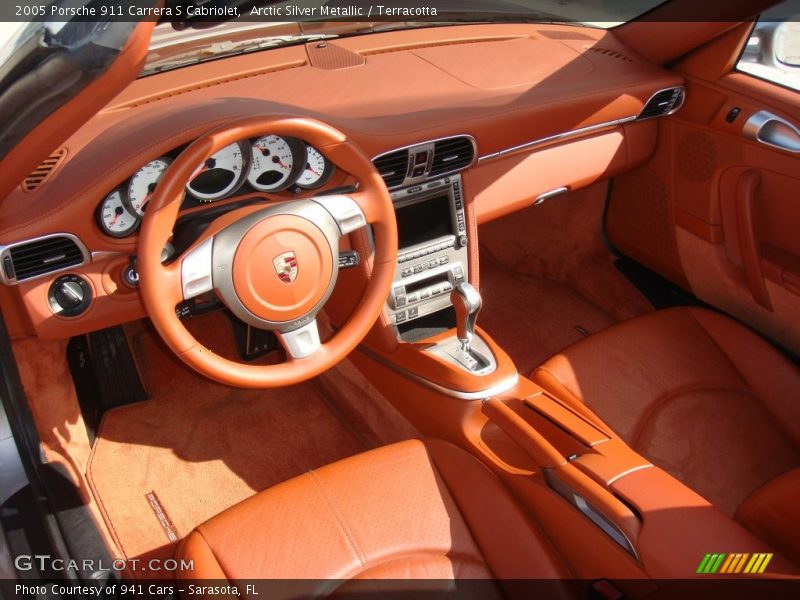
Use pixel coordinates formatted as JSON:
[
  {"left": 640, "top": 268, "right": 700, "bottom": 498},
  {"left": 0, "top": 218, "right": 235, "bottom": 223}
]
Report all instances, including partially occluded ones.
[
  {"left": 477, "top": 182, "right": 653, "bottom": 373},
  {"left": 478, "top": 249, "right": 617, "bottom": 375},
  {"left": 86, "top": 317, "right": 373, "bottom": 573}
]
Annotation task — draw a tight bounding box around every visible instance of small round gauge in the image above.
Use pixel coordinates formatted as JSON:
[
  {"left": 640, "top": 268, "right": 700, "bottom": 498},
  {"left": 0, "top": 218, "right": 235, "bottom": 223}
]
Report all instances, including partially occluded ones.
[
  {"left": 186, "top": 141, "right": 249, "bottom": 202},
  {"left": 295, "top": 145, "right": 335, "bottom": 189},
  {"left": 247, "top": 135, "right": 304, "bottom": 192},
  {"left": 126, "top": 157, "right": 171, "bottom": 216},
  {"left": 97, "top": 190, "right": 139, "bottom": 238}
]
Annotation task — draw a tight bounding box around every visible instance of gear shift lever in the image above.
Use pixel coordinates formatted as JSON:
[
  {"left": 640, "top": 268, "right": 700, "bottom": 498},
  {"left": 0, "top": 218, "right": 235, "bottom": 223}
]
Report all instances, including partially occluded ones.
[{"left": 450, "top": 282, "right": 482, "bottom": 353}]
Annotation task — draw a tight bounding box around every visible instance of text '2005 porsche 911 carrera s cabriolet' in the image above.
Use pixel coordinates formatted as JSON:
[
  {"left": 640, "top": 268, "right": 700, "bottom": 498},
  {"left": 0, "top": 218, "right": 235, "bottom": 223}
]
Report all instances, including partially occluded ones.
[{"left": 0, "top": 1, "right": 799, "bottom": 599}]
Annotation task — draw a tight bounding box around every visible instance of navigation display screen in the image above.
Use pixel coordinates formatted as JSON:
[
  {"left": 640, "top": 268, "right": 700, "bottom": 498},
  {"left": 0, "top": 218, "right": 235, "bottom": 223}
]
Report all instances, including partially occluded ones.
[{"left": 395, "top": 194, "right": 453, "bottom": 249}]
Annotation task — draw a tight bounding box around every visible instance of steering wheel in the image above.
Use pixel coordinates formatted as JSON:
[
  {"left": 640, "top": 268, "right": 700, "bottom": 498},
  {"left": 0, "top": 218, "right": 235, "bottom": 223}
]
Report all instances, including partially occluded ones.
[{"left": 137, "top": 117, "right": 397, "bottom": 388}]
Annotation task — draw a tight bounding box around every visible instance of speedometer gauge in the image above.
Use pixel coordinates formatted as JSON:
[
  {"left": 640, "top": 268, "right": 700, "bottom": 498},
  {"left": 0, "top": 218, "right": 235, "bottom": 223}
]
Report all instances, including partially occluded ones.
[
  {"left": 295, "top": 145, "right": 334, "bottom": 189},
  {"left": 127, "top": 157, "right": 171, "bottom": 216},
  {"left": 247, "top": 135, "right": 304, "bottom": 192},
  {"left": 97, "top": 190, "right": 139, "bottom": 238},
  {"left": 186, "top": 141, "right": 248, "bottom": 201}
]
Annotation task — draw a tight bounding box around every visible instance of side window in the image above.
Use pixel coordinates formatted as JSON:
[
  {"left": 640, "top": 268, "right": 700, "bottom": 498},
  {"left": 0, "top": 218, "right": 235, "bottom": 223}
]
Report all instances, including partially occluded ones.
[{"left": 738, "top": 0, "right": 800, "bottom": 91}]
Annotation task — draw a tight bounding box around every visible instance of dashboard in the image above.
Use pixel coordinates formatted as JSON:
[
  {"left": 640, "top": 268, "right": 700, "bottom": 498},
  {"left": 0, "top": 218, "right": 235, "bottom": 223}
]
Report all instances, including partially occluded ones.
[
  {"left": 0, "top": 23, "right": 684, "bottom": 341},
  {"left": 96, "top": 136, "right": 336, "bottom": 238}
]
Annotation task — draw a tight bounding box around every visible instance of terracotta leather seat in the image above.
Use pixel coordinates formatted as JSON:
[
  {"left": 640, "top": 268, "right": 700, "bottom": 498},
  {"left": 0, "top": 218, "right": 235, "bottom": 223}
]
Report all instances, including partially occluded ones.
[
  {"left": 177, "top": 439, "right": 575, "bottom": 594},
  {"left": 531, "top": 307, "right": 800, "bottom": 564}
]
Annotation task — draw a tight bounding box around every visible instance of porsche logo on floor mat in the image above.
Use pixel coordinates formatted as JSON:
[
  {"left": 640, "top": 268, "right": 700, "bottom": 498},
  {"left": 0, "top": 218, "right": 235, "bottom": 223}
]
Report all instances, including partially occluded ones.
[
  {"left": 273, "top": 251, "right": 298, "bottom": 283},
  {"left": 146, "top": 491, "right": 178, "bottom": 543}
]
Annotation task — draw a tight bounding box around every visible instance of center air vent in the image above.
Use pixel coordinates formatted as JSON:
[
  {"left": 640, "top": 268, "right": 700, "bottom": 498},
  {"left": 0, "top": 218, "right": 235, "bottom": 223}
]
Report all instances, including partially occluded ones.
[
  {"left": 638, "top": 87, "right": 685, "bottom": 120},
  {"left": 431, "top": 137, "right": 476, "bottom": 177},
  {"left": 1, "top": 234, "right": 89, "bottom": 284},
  {"left": 373, "top": 149, "right": 410, "bottom": 189}
]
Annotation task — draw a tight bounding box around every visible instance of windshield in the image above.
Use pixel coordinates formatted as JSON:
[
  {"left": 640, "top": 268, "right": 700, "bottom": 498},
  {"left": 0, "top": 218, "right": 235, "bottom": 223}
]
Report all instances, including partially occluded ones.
[{"left": 143, "top": 0, "right": 668, "bottom": 75}]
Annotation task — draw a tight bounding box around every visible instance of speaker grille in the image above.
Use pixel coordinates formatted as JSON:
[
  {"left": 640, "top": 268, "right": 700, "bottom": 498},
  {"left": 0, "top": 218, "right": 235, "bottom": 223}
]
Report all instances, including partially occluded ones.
[{"left": 677, "top": 132, "right": 718, "bottom": 183}]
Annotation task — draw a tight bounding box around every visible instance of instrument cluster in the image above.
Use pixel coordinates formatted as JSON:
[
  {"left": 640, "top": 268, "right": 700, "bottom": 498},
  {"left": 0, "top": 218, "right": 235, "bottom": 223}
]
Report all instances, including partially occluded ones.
[{"left": 96, "top": 135, "right": 336, "bottom": 238}]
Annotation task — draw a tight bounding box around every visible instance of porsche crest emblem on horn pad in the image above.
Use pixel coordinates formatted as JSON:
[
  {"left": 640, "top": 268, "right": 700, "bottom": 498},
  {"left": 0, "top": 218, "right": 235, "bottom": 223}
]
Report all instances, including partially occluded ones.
[{"left": 273, "top": 251, "right": 298, "bottom": 283}]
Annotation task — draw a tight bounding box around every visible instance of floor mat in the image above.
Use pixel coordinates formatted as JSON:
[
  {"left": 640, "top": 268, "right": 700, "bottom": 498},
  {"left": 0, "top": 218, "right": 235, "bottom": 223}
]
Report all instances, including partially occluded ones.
[
  {"left": 478, "top": 249, "right": 617, "bottom": 375},
  {"left": 87, "top": 319, "right": 368, "bottom": 572}
]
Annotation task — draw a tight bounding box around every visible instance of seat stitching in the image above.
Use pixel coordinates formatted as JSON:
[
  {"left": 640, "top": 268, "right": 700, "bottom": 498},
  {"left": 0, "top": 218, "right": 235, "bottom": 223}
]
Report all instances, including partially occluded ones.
[
  {"left": 340, "top": 551, "right": 488, "bottom": 580},
  {"left": 687, "top": 308, "right": 800, "bottom": 450},
  {"left": 307, "top": 470, "right": 368, "bottom": 568},
  {"left": 628, "top": 384, "right": 752, "bottom": 450},
  {"left": 195, "top": 529, "right": 240, "bottom": 595}
]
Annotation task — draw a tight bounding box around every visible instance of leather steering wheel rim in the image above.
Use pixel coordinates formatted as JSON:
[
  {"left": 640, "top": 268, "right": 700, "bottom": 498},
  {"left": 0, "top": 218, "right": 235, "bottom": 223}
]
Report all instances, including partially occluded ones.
[{"left": 138, "top": 116, "right": 397, "bottom": 388}]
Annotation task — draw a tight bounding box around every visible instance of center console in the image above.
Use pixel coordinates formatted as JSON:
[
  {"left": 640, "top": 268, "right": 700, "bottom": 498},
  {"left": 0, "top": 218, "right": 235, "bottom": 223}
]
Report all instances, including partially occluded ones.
[{"left": 387, "top": 174, "right": 469, "bottom": 327}]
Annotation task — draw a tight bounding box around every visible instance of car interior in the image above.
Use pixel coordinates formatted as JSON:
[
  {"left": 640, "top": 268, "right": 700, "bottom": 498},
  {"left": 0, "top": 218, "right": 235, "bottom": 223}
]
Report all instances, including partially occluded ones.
[{"left": 1, "top": 0, "right": 799, "bottom": 597}]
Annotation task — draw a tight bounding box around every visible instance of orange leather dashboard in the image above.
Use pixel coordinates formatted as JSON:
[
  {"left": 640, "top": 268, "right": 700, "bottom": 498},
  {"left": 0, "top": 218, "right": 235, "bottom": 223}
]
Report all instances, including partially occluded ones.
[{"left": 0, "top": 23, "right": 682, "bottom": 340}]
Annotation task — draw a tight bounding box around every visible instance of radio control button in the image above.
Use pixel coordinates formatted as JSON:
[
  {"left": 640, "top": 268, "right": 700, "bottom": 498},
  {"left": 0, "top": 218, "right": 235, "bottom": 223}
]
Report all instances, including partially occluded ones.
[
  {"left": 441, "top": 281, "right": 453, "bottom": 292},
  {"left": 440, "top": 256, "right": 449, "bottom": 264},
  {"left": 408, "top": 293, "right": 419, "bottom": 303},
  {"left": 413, "top": 265, "right": 423, "bottom": 274},
  {"left": 401, "top": 268, "right": 412, "bottom": 277},
  {"left": 396, "top": 295, "right": 407, "bottom": 307},
  {"left": 420, "top": 290, "right": 430, "bottom": 300},
  {"left": 396, "top": 311, "right": 407, "bottom": 323},
  {"left": 408, "top": 307, "right": 419, "bottom": 319}
]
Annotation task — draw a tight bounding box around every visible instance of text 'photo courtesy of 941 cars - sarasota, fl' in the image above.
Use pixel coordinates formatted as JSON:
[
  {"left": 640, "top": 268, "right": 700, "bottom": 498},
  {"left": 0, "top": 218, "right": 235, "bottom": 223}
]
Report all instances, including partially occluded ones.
[{"left": 1, "top": 1, "right": 800, "bottom": 599}]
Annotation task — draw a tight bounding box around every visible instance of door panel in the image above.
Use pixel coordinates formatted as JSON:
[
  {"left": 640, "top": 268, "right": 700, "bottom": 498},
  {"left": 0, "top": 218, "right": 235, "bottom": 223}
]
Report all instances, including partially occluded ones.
[{"left": 607, "top": 68, "right": 800, "bottom": 354}]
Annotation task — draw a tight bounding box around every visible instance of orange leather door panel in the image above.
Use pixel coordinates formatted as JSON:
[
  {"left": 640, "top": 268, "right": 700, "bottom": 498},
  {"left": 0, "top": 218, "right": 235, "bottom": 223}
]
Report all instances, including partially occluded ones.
[{"left": 607, "top": 62, "right": 800, "bottom": 354}]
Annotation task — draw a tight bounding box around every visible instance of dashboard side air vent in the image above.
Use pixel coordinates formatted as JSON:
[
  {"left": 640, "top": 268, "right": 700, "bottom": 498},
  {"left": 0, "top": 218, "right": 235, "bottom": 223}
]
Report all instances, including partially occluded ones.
[
  {"left": 21, "top": 148, "right": 67, "bottom": 192},
  {"left": 638, "top": 87, "right": 685, "bottom": 120},
  {"left": 1, "top": 234, "right": 89, "bottom": 284},
  {"left": 430, "top": 136, "right": 476, "bottom": 177},
  {"left": 373, "top": 149, "right": 409, "bottom": 189}
]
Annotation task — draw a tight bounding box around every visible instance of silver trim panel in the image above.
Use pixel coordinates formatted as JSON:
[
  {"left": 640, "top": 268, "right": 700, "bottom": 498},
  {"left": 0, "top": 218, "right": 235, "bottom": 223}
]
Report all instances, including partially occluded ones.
[
  {"left": 0, "top": 233, "right": 91, "bottom": 286},
  {"left": 276, "top": 318, "right": 321, "bottom": 359},
  {"left": 476, "top": 86, "right": 685, "bottom": 164},
  {"left": 359, "top": 342, "right": 519, "bottom": 401},
  {"left": 477, "top": 116, "right": 637, "bottom": 163}
]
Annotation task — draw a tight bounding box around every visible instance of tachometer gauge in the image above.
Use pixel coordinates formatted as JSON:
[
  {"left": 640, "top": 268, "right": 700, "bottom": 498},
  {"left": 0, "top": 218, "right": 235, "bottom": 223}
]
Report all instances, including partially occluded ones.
[
  {"left": 127, "top": 157, "right": 171, "bottom": 216},
  {"left": 186, "top": 141, "right": 249, "bottom": 202},
  {"left": 295, "top": 145, "right": 334, "bottom": 189},
  {"left": 247, "top": 135, "right": 304, "bottom": 192},
  {"left": 97, "top": 190, "right": 139, "bottom": 238}
]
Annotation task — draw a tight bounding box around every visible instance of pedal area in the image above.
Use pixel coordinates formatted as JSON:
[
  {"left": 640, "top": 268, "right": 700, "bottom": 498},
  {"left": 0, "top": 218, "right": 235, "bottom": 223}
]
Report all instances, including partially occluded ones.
[{"left": 67, "top": 326, "right": 147, "bottom": 442}]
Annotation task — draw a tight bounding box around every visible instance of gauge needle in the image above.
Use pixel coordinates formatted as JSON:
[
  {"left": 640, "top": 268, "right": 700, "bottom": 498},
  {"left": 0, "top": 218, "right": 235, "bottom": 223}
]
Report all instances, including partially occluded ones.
[
  {"left": 306, "top": 164, "right": 320, "bottom": 176},
  {"left": 192, "top": 158, "right": 217, "bottom": 179},
  {"left": 139, "top": 191, "right": 153, "bottom": 210}
]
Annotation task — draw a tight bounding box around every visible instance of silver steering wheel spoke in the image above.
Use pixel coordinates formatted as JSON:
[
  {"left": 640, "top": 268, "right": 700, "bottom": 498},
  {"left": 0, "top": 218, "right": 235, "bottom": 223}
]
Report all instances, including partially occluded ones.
[
  {"left": 276, "top": 318, "right": 321, "bottom": 359},
  {"left": 311, "top": 194, "right": 367, "bottom": 236},
  {"left": 181, "top": 236, "right": 215, "bottom": 300}
]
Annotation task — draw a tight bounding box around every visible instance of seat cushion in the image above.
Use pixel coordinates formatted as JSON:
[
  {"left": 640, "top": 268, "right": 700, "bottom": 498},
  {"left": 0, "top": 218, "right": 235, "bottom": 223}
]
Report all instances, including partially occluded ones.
[
  {"left": 177, "top": 439, "right": 574, "bottom": 594},
  {"left": 531, "top": 307, "right": 800, "bottom": 561}
]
